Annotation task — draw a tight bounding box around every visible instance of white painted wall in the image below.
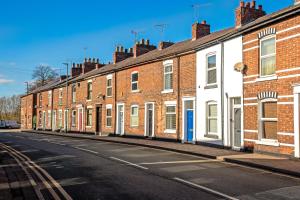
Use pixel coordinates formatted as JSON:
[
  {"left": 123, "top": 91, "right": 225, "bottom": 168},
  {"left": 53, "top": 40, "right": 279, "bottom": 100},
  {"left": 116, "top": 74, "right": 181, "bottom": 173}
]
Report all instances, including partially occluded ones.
[{"left": 196, "top": 36, "right": 243, "bottom": 147}]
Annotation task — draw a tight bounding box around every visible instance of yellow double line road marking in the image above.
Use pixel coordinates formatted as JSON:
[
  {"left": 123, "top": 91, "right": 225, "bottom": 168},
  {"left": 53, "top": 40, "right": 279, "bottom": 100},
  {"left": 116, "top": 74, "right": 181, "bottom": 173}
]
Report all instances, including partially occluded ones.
[{"left": 0, "top": 143, "right": 72, "bottom": 200}]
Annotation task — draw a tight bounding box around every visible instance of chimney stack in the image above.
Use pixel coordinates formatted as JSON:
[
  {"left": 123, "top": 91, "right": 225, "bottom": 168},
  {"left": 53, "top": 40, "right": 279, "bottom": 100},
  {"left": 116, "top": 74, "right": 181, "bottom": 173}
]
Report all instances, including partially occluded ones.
[
  {"left": 133, "top": 39, "right": 156, "bottom": 57},
  {"left": 235, "top": 0, "right": 266, "bottom": 28},
  {"left": 113, "top": 45, "right": 134, "bottom": 64},
  {"left": 71, "top": 63, "right": 83, "bottom": 77},
  {"left": 82, "top": 58, "right": 100, "bottom": 74},
  {"left": 192, "top": 20, "right": 211, "bottom": 41},
  {"left": 158, "top": 41, "right": 174, "bottom": 50}
]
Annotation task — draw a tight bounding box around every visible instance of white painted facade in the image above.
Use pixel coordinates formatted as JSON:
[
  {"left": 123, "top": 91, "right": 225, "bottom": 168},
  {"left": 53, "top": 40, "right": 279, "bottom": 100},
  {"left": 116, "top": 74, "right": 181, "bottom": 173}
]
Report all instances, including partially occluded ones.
[{"left": 196, "top": 36, "right": 244, "bottom": 148}]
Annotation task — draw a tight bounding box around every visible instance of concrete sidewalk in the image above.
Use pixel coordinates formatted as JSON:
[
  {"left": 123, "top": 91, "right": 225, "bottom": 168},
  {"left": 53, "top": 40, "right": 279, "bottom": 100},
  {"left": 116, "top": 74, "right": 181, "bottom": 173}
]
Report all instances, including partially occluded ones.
[{"left": 23, "top": 130, "right": 300, "bottom": 178}]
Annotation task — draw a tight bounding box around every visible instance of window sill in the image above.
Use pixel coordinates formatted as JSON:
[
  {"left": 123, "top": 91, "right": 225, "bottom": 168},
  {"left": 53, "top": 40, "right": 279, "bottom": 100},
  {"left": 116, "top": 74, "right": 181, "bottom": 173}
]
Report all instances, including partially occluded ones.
[
  {"left": 164, "top": 129, "right": 176, "bottom": 134},
  {"left": 86, "top": 99, "right": 92, "bottom": 102},
  {"left": 130, "top": 125, "right": 139, "bottom": 128},
  {"left": 161, "top": 89, "right": 173, "bottom": 94},
  {"left": 106, "top": 96, "right": 112, "bottom": 98},
  {"left": 205, "top": 134, "right": 219, "bottom": 139},
  {"left": 204, "top": 84, "right": 218, "bottom": 89},
  {"left": 106, "top": 126, "right": 112, "bottom": 128},
  {"left": 256, "top": 139, "right": 279, "bottom": 146},
  {"left": 86, "top": 126, "right": 92, "bottom": 129},
  {"left": 255, "top": 75, "right": 278, "bottom": 82},
  {"left": 131, "top": 90, "right": 140, "bottom": 93}
]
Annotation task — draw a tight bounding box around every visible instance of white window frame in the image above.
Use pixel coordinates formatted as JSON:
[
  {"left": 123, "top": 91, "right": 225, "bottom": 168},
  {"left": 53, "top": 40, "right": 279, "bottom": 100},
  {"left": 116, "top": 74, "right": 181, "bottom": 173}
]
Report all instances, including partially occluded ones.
[
  {"left": 58, "top": 109, "right": 63, "bottom": 128},
  {"left": 106, "top": 104, "right": 112, "bottom": 128},
  {"left": 131, "top": 71, "right": 139, "bottom": 92},
  {"left": 48, "top": 91, "right": 52, "bottom": 106},
  {"left": 47, "top": 110, "right": 51, "bottom": 128},
  {"left": 106, "top": 75, "right": 113, "bottom": 97},
  {"left": 164, "top": 101, "right": 176, "bottom": 133},
  {"left": 72, "top": 84, "right": 76, "bottom": 103},
  {"left": 130, "top": 105, "right": 139, "bottom": 127},
  {"left": 163, "top": 60, "right": 174, "bottom": 93},
  {"left": 206, "top": 101, "right": 218, "bottom": 135},
  {"left": 59, "top": 88, "right": 63, "bottom": 105},
  {"left": 258, "top": 98, "right": 278, "bottom": 144},
  {"left": 260, "top": 35, "right": 276, "bottom": 78},
  {"left": 206, "top": 53, "right": 217, "bottom": 86}
]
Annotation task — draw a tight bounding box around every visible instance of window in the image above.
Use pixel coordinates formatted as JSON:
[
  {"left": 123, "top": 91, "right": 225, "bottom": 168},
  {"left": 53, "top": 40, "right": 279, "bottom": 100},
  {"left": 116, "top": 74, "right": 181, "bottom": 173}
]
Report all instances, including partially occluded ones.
[
  {"left": 165, "top": 105, "right": 176, "bottom": 130},
  {"left": 260, "top": 37, "right": 276, "bottom": 76},
  {"left": 71, "top": 110, "right": 76, "bottom": 127},
  {"left": 131, "top": 72, "right": 139, "bottom": 91},
  {"left": 130, "top": 105, "right": 139, "bottom": 127},
  {"left": 87, "top": 82, "right": 92, "bottom": 100},
  {"left": 164, "top": 64, "right": 173, "bottom": 90},
  {"left": 48, "top": 91, "right": 52, "bottom": 106},
  {"left": 106, "top": 108, "right": 112, "bottom": 127},
  {"left": 39, "top": 94, "right": 42, "bottom": 107},
  {"left": 58, "top": 110, "right": 62, "bottom": 128},
  {"left": 207, "top": 102, "right": 217, "bottom": 135},
  {"left": 87, "top": 109, "right": 92, "bottom": 126},
  {"left": 207, "top": 54, "right": 217, "bottom": 85},
  {"left": 39, "top": 111, "right": 42, "bottom": 126},
  {"left": 260, "top": 101, "right": 277, "bottom": 140},
  {"left": 106, "top": 77, "right": 112, "bottom": 97},
  {"left": 72, "top": 85, "right": 76, "bottom": 103},
  {"left": 59, "top": 89, "right": 63, "bottom": 105}
]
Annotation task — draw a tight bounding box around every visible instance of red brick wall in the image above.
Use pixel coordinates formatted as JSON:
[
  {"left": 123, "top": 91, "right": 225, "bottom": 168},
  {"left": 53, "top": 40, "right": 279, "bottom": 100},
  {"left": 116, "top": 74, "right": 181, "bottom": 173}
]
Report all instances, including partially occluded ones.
[
  {"left": 243, "top": 14, "right": 300, "bottom": 156},
  {"left": 21, "top": 94, "right": 35, "bottom": 130}
]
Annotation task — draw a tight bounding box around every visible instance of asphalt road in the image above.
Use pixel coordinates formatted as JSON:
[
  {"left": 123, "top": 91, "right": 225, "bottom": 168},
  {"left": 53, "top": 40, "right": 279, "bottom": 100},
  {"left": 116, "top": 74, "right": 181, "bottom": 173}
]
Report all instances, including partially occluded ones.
[{"left": 1, "top": 131, "right": 300, "bottom": 200}]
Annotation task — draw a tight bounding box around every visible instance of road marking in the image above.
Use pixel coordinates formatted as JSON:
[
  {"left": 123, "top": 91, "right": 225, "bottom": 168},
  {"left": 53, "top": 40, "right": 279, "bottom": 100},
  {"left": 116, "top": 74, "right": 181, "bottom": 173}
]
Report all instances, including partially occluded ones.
[
  {"left": 74, "top": 147, "right": 99, "bottom": 154},
  {"left": 48, "top": 141, "right": 66, "bottom": 146},
  {"left": 174, "top": 177, "right": 239, "bottom": 200},
  {"left": 110, "top": 157, "right": 148, "bottom": 170},
  {"left": 140, "top": 159, "right": 220, "bottom": 165},
  {"left": 1, "top": 143, "right": 73, "bottom": 200}
]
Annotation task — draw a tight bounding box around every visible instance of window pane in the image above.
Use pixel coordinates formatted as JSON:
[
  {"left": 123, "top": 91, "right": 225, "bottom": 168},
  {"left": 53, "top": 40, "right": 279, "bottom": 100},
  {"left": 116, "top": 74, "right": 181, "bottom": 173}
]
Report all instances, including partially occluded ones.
[
  {"left": 132, "top": 83, "right": 138, "bottom": 91},
  {"left": 132, "top": 73, "right": 138, "bottom": 82},
  {"left": 207, "top": 69, "right": 217, "bottom": 84},
  {"left": 107, "top": 79, "right": 112, "bottom": 86},
  {"left": 166, "top": 106, "right": 175, "bottom": 113},
  {"left": 107, "top": 87, "right": 112, "bottom": 96},
  {"left": 164, "top": 74, "right": 173, "bottom": 90},
  {"left": 107, "top": 118, "right": 112, "bottom": 127},
  {"left": 261, "top": 56, "right": 276, "bottom": 76},
  {"left": 261, "top": 38, "right": 275, "bottom": 56},
  {"left": 208, "top": 104, "right": 217, "bottom": 117},
  {"left": 131, "top": 107, "right": 138, "bottom": 115},
  {"left": 165, "top": 65, "right": 172, "bottom": 73},
  {"left": 185, "top": 101, "right": 193, "bottom": 110},
  {"left": 263, "top": 121, "right": 277, "bottom": 139},
  {"left": 208, "top": 119, "right": 217, "bottom": 133},
  {"left": 166, "top": 114, "right": 176, "bottom": 130},
  {"left": 207, "top": 55, "right": 216, "bottom": 69},
  {"left": 106, "top": 109, "right": 112, "bottom": 116},
  {"left": 263, "top": 102, "right": 277, "bottom": 118},
  {"left": 131, "top": 116, "right": 139, "bottom": 126}
]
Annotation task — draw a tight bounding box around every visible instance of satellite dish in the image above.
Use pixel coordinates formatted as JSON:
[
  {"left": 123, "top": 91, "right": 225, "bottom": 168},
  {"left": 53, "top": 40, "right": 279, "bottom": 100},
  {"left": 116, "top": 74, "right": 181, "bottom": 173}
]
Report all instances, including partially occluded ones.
[{"left": 234, "top": 62, "right": 245, "bottom": 72}]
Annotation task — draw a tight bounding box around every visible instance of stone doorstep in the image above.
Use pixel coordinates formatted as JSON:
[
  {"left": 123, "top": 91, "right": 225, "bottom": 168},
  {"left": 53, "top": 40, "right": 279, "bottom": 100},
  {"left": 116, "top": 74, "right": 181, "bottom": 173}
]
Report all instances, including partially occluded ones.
[{"left": 23, "top": 130, "right": 300, "bottom": 178}]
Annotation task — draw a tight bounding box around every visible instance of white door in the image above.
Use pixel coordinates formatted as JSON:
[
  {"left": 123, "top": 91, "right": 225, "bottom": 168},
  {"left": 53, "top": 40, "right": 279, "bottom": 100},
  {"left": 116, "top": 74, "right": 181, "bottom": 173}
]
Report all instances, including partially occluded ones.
[
  {"left": 52, "top": 111, "right": 56, "bottom": 130},
  {"left": 117, "top": 104, "right": 124, "bottom": 135},
  {"left": 145, "top": 103, "right": 154, "bottom": 137},
  {"left": 64, "top": 110, "right": 69, "bottom": 131}
]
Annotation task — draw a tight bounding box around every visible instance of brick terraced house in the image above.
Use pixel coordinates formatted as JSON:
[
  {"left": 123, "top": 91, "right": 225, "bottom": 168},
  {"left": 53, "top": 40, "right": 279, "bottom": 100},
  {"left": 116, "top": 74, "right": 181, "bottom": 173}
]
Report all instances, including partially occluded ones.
[{"left": 20, "top": 0, "right": 300, "bottom": 157}]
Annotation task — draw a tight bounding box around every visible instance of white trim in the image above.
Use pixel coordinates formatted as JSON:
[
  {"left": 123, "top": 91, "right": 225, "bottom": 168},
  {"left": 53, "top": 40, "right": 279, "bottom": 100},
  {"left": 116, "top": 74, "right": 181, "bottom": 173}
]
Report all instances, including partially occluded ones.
[
  {"left": 276, "top": 33, "right": 300, "bottom": 43},
  {"left": 87, "top": 79, "right": 93, "bottom": 83},
  {"left": 206, "top": 53, "right": 217, "bottom": 85},
  {"left": 277, "top": 24, "right": 300, "bottom": 34},
  {"left": 276, "top": 66, "right": 300, "bottom": 73},
  {"left": 164, "top": 129, "right": 176, "bottom": 134},
  {"left": 243, "top": 97, "right": 257, "bottom": 101},
  {"left": 244, "top": 139, "right": 257, "bottom": 142},
  {"left": 144, "top": 102, "right": 155, "bottom": 137},
  {"left": 163, "top": 59, "right": 173, "bottom": 65},
  {"left": 106, "top": 74, "right": 113, "bottom": 79},
  {"left": 106, "top": 104, "right": 112, "bottom": 109},
  {"left": 161, "top": 89, "right": 174, "bottom": 94},
  {"left": 260, "top": 36, "right": 276, "bottom": 77},
  {"left": 77, "top": 107, "right": 83, "bottom": 132},
  {"left": 278, "top": 102, "right": 294, "bottom": 105},
  {"left": 277, "top": 132, "right": 294, "bottom": 136},
  {"left": 278, "top": 95, "right": 294, "bottom": 99},
  {"left": 131, "top": 71, "right": 139, "bottom": 92},
  {"left": 255, "top": 75, "right": 278, "bottom": 82},
  {"left": 244, "top": 103, "right": 258, "bottom": 106},
  {"left": 278, "top": 74, "right": 300, "bottom": 79},
  {"left": 130, "top": 105, "right": 139, "bottom": 127},
  {"left": 243, "top": 74, "right": 259, "bottom": 79},
  {"left": 293, "top": 86, "right": 300, "bottom": 157},
  {"left": 256, "top": 139, "right": 280, "bottom": 147},
  {"left": 243, "top": 46, "right": 259, "bottom": 52},
  {"left": 280, "top": 143, "right": 295, "bottom": 147},
  {"left": 164, "top": 101, "right": 177, "bottom": 105},
  {"left": 244, "top": 129, "right": 258, "bottom": 133},
  {"left": 87, "top": 105, "right": 93, "bottom": 109},
  {"left": 181, "top": 97, "right": 196, "bottom": 142},
  {"left": 243, "top": 38, "right": 258, "bottom": 45}
]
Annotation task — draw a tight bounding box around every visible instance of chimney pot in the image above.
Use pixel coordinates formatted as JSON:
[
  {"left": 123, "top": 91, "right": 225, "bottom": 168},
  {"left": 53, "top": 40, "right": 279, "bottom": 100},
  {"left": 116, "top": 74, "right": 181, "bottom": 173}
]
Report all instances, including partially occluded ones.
[
  {"left": 92, "top": 58, "right": 95, "bottom": 63},
  {"left": 97, "top": 58, "right": 99, "bottom": 63},
  {"left": 246, "top": 2, "right": 250, "bottom": 7},
  {"left": 258, "top": 5, "right": 262, "bottom": 10},
  {"left": 251, "top": 0, "right": 256, "bottom": 8},
  {"left": 201, "top": 20, "right": 206, "bottom": 24},
  {"left": 235, "top": 1, "right": 266, "bottom": 27},
  {"left": 240, "top": 1, "right": 245, "bottom": 7},
  {"left": 145, "top": 39, "right": 150, "bottom": 45},
  {"left": 84, "top": 58, "right": 87, "bottom": 62},
  {"left": 88, "top": 58, "right": 91, "bottom": 62},
  {"left": 141, "top": 39, "right": 145, "bottom": 44}
]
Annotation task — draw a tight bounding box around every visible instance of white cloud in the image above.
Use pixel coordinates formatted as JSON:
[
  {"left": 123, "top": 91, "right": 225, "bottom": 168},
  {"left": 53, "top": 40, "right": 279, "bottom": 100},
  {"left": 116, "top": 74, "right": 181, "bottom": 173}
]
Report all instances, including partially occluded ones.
[{"left": 0, "top": 78, "right": 14, "bottom": 84}]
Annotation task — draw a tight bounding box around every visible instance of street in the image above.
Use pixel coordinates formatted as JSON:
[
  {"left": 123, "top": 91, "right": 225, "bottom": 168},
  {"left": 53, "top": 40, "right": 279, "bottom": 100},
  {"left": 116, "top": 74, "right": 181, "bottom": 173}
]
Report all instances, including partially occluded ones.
[{"left": 1, "top": 131, "right": 300, "bottom": 200}]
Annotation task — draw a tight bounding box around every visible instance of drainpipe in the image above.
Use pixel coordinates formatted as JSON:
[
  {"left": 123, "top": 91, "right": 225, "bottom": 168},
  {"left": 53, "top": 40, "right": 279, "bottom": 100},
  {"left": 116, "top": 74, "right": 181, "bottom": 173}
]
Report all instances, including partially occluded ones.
[
  {"left": 220, "top": 41, "right": 225, "bottom": 146},
  {"left": 177, "top": 57, "right": 181, "bottom": 142}
]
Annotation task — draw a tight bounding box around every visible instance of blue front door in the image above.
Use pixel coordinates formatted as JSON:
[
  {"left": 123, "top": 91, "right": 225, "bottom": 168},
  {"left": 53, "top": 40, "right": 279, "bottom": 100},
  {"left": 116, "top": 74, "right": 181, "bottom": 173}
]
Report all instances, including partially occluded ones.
[{"left": 187, "top": 110, "right": 194, "bottom": 142}]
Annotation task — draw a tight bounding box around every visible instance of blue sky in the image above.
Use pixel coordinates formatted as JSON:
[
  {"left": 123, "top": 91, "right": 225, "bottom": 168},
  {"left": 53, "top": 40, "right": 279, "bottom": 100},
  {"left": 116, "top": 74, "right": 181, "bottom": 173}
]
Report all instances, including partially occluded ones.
[{"left": 0, "top": 0, "right": 294, "bottom": 96}]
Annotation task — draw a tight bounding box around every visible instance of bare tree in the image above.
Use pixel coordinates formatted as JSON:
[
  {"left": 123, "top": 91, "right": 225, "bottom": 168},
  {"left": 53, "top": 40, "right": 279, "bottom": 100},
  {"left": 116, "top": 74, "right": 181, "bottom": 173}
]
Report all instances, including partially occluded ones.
[
  {"left": 32, "top": 65, "right": 58, "bottom": 87},
  {"left": 0, "top": 95, "right": 21, "bottom": 122}
]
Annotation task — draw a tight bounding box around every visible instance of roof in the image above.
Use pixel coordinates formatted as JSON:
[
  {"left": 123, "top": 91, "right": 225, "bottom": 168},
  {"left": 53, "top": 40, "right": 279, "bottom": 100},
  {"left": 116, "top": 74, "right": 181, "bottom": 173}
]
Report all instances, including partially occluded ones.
[{"left": 24, "top": 3, "right": 300, "bottom": 95}]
